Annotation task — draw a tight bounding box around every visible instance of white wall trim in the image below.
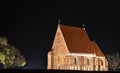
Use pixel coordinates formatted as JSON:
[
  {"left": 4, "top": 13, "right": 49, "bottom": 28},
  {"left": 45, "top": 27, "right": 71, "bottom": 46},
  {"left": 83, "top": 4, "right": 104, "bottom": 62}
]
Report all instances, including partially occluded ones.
[{"left": 66, "top": 53, "right": 96, "bottom": 57}]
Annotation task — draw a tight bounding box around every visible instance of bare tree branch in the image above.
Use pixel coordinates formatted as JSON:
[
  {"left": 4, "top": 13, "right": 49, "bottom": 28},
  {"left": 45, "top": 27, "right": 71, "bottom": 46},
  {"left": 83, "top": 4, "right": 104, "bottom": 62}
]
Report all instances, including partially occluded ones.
[{"left": 106, "top": 53, "right": 120, "bottom": 71}]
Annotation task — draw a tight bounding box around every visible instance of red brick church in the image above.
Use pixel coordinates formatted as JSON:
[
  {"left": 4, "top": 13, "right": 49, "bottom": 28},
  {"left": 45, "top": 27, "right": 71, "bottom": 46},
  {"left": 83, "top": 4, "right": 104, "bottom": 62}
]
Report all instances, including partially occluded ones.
[{"left": 47, "top": 23, "right": 108, "bottom": 71}]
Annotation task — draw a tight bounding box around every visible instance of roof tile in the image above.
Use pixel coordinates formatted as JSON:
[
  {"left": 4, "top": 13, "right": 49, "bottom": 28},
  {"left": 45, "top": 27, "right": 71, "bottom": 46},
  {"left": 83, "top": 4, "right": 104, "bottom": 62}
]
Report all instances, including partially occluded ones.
[{"left": 60, "top": 25, "right": 95, "bottom": 53}]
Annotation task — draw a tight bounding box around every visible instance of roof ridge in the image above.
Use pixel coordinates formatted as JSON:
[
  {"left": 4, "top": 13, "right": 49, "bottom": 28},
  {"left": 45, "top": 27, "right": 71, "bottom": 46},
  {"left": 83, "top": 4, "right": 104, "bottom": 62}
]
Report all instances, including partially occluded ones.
[{"left": 59, "top": 24, "right": 85, "bottom": 30}]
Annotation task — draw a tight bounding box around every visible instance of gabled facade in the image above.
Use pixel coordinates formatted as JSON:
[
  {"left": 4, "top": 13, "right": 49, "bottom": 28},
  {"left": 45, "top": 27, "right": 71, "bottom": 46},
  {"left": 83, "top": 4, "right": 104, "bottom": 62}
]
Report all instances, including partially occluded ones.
[{"left": 47, "top": 24, "right": 108, "bottom": 71}]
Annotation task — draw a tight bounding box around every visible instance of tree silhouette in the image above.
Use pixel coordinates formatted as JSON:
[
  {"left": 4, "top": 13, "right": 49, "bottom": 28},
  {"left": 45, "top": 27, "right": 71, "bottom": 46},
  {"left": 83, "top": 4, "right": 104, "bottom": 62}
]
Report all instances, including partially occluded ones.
[
  {"left": 106, "top": 53, "right": 120, "bottom": 71},
  {"left": 0, "top": 37, "right": 26, "bottom": 69}
]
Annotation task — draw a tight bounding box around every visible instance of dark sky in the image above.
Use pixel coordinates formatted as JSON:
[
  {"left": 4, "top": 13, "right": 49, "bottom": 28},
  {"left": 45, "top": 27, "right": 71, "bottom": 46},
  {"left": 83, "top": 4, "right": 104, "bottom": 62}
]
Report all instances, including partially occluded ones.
[{"left": 0, "top": 1, "right": 120, "bottom": 69}]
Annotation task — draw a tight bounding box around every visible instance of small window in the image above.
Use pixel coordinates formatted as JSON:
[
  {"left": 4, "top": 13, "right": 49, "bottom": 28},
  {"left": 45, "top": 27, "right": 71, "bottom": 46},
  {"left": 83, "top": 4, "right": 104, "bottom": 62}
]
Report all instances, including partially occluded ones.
[
  {"left": 74, "top": 57, "right": 77, "bottom": 64},
  {"left": 98, "top": 58, "right": 103, "bottom": 65},
  {"left": 98, "top": 58, "right": 100, "bottom": 65},
  {"left": 87, "top": 58, "right": 90, "bottom": 65},
  {"left": 101, "top": 60, "right": 103, "bottom": 65}
]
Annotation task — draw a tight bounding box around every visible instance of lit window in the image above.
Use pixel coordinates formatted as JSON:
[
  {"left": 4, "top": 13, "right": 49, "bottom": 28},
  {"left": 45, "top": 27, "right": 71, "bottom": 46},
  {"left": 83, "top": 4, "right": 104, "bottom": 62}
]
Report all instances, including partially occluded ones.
[
  {"left": 78, "top": 67, "right": 80, "bottom": 70},
  {"left": 75, "top": 66, "right": 77, "bottom": 70},
  {"left": 70, "top": 66, "right": 72, "bottom": 69},
  {"left": 87, "top": 68, "right": 89, "bottom": 70},
  {"left": 70, "top": 66, "right": 74, "bottom": 70}
]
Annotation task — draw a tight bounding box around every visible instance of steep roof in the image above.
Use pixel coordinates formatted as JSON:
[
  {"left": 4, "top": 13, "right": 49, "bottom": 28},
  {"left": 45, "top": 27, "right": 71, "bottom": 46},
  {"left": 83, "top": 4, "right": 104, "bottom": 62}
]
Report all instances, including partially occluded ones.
[
  {"left": 59, "top": 25, "right": 95, "bottom": 53},
  {"left": 91, "top": 41, "right": 104, "bottom": 56}
]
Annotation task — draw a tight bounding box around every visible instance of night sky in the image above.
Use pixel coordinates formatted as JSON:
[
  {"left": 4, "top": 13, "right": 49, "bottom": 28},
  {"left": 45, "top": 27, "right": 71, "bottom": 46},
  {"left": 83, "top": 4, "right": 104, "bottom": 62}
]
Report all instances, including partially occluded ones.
[{"left": 0, "top": 1, "right": 120, "bottom": 69}]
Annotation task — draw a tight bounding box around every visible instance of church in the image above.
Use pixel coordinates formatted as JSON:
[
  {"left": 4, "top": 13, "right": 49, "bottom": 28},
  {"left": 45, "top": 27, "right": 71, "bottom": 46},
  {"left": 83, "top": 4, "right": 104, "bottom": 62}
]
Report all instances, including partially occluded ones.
[{"left": 47, "top": 23, "right": 108, "bottom": 71}]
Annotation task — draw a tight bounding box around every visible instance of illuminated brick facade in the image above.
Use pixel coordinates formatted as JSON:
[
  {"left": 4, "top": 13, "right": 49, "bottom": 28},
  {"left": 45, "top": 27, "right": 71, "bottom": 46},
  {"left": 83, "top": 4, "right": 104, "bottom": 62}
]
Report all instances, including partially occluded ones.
[{"left": 47, "top": 24, "right": 108, "bottom": 71}]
